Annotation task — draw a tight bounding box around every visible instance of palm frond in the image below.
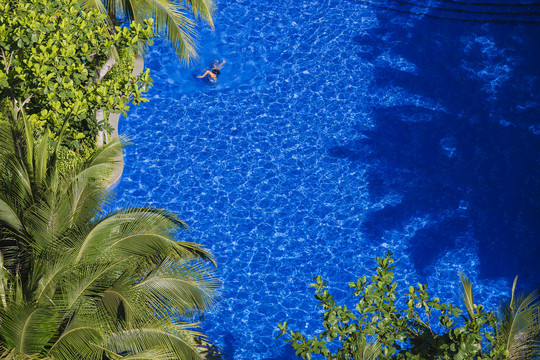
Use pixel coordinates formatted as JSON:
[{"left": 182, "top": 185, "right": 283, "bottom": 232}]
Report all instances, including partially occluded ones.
[
  {"left": 32, "top": 129, "right": 50, "bottom": 192},
  {"left": 459, "top": 272, "right": 475, "bottom": 321},
  {"left": 0, "top": 199, "right": 24, "bottom": 235},
  {"left": 4, "top": 160, "right": 33, "bottom": 207},
  {"left": 33, "top": 255, "right": 72, "bottom": 304},
  {"left": 119, "top": 0, "right": 204, "bottom": 64},
  {"left": 48, "top": 326, "right": 104, "bottom": 360},
  {"left": 186, "top": 0, "right": 215, "bottom": 27},
  {"left": 133, "top": 260, "right": 219, "bottom": 317},
  {"left": 23, "top": 200, "right": 65, "bottom": 252},
  {"left": 0, "top": 253, "right": 11, "bottom": 310},
  {"left": 99, "top": 286, "right": 136, "bottom": 325},
  {"left": 61, "top": 177, "right": 107, "bottom": 230},
  {"left": 77, "top": 135, "right": 124, "bottom": 180},
  {"left": 73, "top": 207, "right": 212, "bottom": 263},
  {"left": 21, "top": 110, "right": 34, "bottom": 177},
  {"left": 63, "top": 261, "right": 126, "bottom": 311},
  {"left": 0, "top": 102, "right": 220, "bottom": 357},
  {"left": 77, "top": 0, "right": 109, "bottom": 21},
  {"left": 148, "top": 0, "right": 198, "bottom": 64},
  {"left": 497, "top": 277, "right": 540, "bottom": 359},
  {"left": 119, "top": 349, "right": 175, "bottom": 359},
  {"left": 103, "top": 326, "right": 213, "bottom": 360},
  {"left": 0, "top": 347, "right": 51, "bottom": 359},
  {"left": 352, "top": 338, "right": 381, "bottom": 360},
  {"left": 0, "top": 305, "right": 58, "bottom": 355}
]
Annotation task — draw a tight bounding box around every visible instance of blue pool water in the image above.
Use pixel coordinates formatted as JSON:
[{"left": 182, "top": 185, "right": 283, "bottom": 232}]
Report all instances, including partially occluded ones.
[{"left": 113, "top": 0, "right": 540, "bottom": 358}]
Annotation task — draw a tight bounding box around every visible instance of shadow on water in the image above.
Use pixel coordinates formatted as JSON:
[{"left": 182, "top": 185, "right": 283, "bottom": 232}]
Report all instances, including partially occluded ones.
[
  {"left": 350, "top": 0, "right": 540, "bottom": 23},
  {"left": 218, "top": 332, "right": 296, "bottom": 360},
  {"left": 220, "top": 333, "right": 236, "bottom": 359},
  {"left": 261, "top": 345, "right": 297, "bottom": 360},
  {"left": 334, "top": 13, "right": 540, "bottom": 289},
  {"left": 331, "top": 108, "right": 540, "bottom": 284}
]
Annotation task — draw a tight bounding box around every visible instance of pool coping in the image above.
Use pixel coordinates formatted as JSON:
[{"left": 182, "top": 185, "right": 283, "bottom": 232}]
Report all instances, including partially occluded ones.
[{"left": 106, "top": 54, "right": 144, "bottom": 187}]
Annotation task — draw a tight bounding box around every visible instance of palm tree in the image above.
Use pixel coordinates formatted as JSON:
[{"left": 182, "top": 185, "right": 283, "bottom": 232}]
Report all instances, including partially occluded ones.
[
  {"left": 79, "top": 0, "right": 215, "bottom": 64},
  {"left": 459, "top": 273, "right": 540, "bottom": 359},
  {"left": 0, "top": 107, "right": 221, "bottom": 359},
  {"left": 352, "top": 339, "right": 381, "bottom": 360},
  {"left": 495, "top": 276, "right": 540, "bottom": 359}
]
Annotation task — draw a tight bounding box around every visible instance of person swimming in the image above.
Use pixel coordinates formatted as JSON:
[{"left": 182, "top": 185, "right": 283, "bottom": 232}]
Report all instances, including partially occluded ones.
[{"left": 197, "top": 60, "right": 226, "bottom": 82}]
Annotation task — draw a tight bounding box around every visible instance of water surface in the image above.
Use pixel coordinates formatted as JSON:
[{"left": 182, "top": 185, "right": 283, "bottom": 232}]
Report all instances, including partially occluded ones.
[{"left": 114, "top": 0, "right": 540, "bottom": 358}]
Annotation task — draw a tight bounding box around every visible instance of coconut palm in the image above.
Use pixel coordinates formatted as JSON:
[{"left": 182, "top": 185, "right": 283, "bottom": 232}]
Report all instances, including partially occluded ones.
[
  {"left": 495, "top": 276, "right": 540, "bottom": 359},
  {"left": 353, "top": 339, "right": 381, "bottom": 360},
  {"left": 459, "top": 273, "right": 540, "bottom": 359},
  {"left": 0, "top": 107, "right": 221, "bottom": 359},
  {"left": 79, "top": 0, "right": 215, "bottom": 64}
]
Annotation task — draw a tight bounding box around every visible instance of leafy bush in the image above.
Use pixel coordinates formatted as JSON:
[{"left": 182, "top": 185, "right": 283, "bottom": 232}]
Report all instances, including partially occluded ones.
[
  {"left": 0, "top": 0, "right": 154, "bottom": 150},
  {"left": 277, "top": 252, "right": 525, "bottom": 359},
  {"left": 56, "top": 144, "right": 88, "bottom": 177},
  {"left": 0, "top": 97, "right": 9, "bottom": 126}
]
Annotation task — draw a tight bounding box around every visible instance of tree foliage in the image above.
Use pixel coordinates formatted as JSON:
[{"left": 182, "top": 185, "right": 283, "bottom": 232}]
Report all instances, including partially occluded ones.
[
  {"left": 79, "top": 0, "right": 216, "bottom": 64},
  {"left": 495, "top": 276, "right": 540, "bottom": 359},
  {"left": 0, "top": 0, "right": 154, "bottom": 149},
  {"left": 277, "top": 252, "right": 540, "bottom": 359},
  {"left": 0, "top": 108, "right": 221, "bottom": 359}
]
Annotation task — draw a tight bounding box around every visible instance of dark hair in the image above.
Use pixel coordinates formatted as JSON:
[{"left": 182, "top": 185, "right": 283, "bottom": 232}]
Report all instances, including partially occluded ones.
[{"left": 212, "top": 68, "right": 220, "bottom": 76}]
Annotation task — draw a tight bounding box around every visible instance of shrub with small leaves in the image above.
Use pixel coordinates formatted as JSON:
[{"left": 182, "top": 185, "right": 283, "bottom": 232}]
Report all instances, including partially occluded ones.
[
  {"left": 277, "top": 251, "right": 509, "bottom": 359},
  {"left": 0, "top": 0, "right": 154, "bottom": 149}
]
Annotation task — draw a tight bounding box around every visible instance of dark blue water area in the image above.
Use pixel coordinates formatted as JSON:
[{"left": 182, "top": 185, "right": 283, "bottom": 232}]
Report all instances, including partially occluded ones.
[{"left": 111, "top": 0, "right": 540, "bottom": 358}]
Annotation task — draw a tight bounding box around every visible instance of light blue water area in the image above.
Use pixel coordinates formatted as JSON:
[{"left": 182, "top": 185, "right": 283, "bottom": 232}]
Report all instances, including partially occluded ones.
[{"left": 113, "top": 0, "right": 540, "bottom": 358}]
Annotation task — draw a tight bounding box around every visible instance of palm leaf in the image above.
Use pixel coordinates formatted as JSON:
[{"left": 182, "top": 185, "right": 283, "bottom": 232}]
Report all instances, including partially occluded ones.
[
  {"left": 77, "top": 0, "right": 109, "bottom": 19},
  {"left": 186, "top": 0, "right": 215, "bottom": 27},
  {"left": 5, "top": 161, "right": 33, "bottom": 206},
  {"left": 0, "top": 252, "right": 10, "bottom": 310},
  {"left": 32, "top": 129, "right": 50, "bottom": 190},
  {"left": 0, "top": 198, "right": 24, "bottom": 235},
  {"left": 63, "top": 261, "right": 126, "bottom": 310},
  {"left": 33, "top": 253, "right": 74, "bottom": 304},
  {"left": 132, "top": 261, "right": 218, "bottom": 317},
  {"left": 85, "top": 0, "right": 215, "bottom": 64},
  {"left": 497, "top": 277, "right": 540, "bottom": 359},
  {"left": 48, "top": 326, "right": 104, "bottom": 360},
  {"left": 73, "top": 207, "right": 212, "bottom": 263},
  {"left": 0, "top": 305, "right": 58, "bottom": 355},
  {"left": 459, "top": 272, "right": 475, "bottom": 321},
  {"left": 21, "top": 110, "right": 34, "bottom": 177},
  {"left": 0, "top": 102, "right": 220, "bottom": 357},
  {"left": 99, "top": 286, "right": 136, "bottom": 325},
  {"left": 119, "top": 349, "right": 174, "bottom": 359},
  {"left": 103, "top": 326, "right": 212, "bottom": 360},
  {"left": 0, "top": 347, "right": 51, "bottom": 359},
  {"left": 352, "top": 338, "right": 381, "bottom": 360},
  {"left": 75, "top": 135, "right": 124, "bottom": 182}
]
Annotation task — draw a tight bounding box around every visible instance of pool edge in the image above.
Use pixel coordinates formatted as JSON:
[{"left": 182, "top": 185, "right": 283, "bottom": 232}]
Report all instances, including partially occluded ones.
[{"left": 106, "top": 54, "right": 144, "bottom": 188}]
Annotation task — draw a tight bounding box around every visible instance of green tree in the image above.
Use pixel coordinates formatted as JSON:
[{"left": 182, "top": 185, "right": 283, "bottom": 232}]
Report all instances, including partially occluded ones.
[
  {"left": 0, "top": 107, "right": 221, "bottom": 359},
  {"left": 0, "top": 0, "right": 154, "bottom": 150},
  {"left": 79, "top": 0, "right": 215, "bottom": 64},
  {"left": 486, "top": 276, "right": 539, "bottom": 359},
  {"left": 277, "top": 251, "right": 512, "bottom": 359}
]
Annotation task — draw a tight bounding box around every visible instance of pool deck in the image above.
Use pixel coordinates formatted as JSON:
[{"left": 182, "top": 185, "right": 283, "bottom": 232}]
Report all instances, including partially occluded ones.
[{"left": 106, "top": 54, "right": 144, "bottom": 187}]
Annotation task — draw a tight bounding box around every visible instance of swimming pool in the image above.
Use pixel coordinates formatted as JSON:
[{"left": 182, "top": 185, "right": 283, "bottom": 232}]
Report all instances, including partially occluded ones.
[{"left": 113, "top": 0, "right": 540, "bottom": 358}]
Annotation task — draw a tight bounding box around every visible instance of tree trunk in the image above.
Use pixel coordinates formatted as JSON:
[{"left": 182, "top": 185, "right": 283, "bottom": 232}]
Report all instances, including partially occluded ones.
[
  {"left": 95, "top": 54, "right": 115, "bottom": 146},
  {"left": 96, "top": 55, "right": 115, "bottom": 82},
  {"left": 108, "top": 3, "right": 117, "bottom": 30}
]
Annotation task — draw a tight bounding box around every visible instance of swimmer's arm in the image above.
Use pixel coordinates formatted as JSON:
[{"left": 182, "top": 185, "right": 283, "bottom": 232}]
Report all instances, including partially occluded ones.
[{"left": 216, "top": 60, "right": 226, "bottom": 69}]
